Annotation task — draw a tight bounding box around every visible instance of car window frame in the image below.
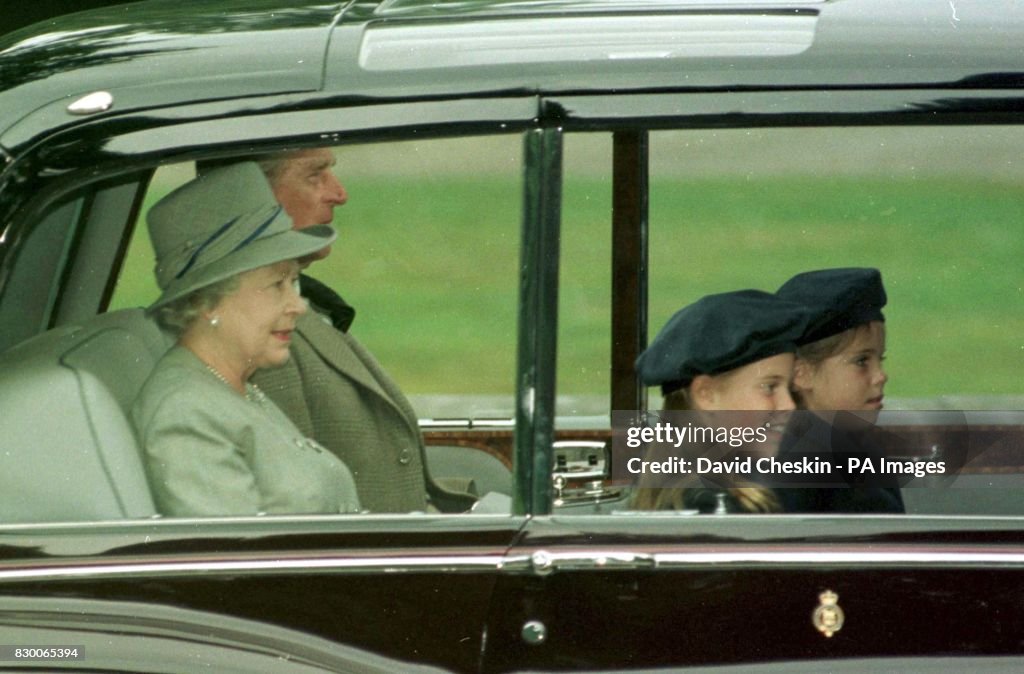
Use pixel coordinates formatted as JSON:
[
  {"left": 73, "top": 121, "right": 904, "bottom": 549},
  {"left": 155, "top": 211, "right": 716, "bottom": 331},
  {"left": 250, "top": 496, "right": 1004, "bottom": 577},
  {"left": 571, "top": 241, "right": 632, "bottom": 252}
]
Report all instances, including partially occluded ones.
[
  {"left": 0, "top": 94, "right": 550, "bottom": 523},
  {"left": 3, "top": 85, "right": 1024, "bottom": 524}
]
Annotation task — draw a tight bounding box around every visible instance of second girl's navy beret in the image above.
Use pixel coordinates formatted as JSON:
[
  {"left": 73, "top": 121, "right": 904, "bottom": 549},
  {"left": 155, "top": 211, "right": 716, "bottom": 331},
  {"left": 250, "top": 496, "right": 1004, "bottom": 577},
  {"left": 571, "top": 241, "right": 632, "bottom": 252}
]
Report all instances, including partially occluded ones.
[{"left": 776, "top": 267, "right": 886, "bottom": 345}]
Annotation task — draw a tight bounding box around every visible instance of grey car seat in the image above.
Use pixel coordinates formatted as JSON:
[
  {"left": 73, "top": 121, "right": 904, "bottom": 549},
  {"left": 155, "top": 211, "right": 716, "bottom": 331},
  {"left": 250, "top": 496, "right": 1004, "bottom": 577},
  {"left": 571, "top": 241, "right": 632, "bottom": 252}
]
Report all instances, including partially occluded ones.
[{"left": 0, "top": 309, "right": 171, "bottom": 523}]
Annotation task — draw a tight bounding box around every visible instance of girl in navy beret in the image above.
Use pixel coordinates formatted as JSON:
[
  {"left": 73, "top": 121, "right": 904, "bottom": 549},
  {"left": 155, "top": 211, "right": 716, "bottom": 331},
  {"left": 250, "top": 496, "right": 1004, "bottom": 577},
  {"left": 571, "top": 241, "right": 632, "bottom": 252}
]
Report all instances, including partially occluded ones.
[
  {"left": 775, "top": 267, "right": 904, "bottom": 513},
  {"left": 778, "top": 268, "right": 888, "bottom": 414},
  {"left": 631, "top": 290, "right": 808, "bottom": 513}
]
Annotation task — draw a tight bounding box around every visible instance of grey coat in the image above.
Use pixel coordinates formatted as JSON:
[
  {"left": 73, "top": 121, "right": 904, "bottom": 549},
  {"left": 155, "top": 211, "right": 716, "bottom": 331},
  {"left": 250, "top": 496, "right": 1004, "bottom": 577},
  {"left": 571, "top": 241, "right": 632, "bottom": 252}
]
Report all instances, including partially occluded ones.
[
  {"left": 251, "top": 310, "right": 433, "bottom": 512},
  {"left": 131, "top": 346, "right": 361, "bottom": 517}
]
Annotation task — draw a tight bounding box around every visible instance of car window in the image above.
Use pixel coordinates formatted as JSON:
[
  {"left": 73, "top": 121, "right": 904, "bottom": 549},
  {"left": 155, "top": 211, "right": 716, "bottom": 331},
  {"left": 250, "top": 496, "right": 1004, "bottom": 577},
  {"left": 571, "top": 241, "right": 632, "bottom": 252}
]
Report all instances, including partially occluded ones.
[
  {"left": 0, "top": 169, "right": 149, "bottom": 350},
  {"left": 557, "top": 132, "right": 612, "bottom": 417},
  {"left": 110, "top": 163, "right": 191, "bottom": 311},
  {"left": 8, "top": 123, "right": 1024, "bottom": 522},
  {"left": 113, "top": 139, "right": 522, "bottom": 413},
  {"left": 546, "top": 123, "right": 1024, "bottom": 517},
  {"left": 105, "top": 136, "right": 523, "bottom": 517},
  {"left": 647, "top": 125, "right": 1024, "bottom": 406},
  {"left": 0, "top": 195, "right": 85, "bottom": 350},
  {"left": 326, "top": 136, "right": 522, "bottom": 417}
]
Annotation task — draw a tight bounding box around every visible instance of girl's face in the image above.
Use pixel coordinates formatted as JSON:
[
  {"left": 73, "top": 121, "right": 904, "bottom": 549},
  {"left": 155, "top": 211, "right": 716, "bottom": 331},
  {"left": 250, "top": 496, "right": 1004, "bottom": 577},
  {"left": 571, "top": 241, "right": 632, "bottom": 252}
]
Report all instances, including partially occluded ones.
[
  {"left": 793, "top": 321, "right": 888, "bottom": 412},
  {"left": 691, "top": 353, "right": 796, "bottom": 454},
  {"left": 697, "top": 353, "right": 797, "bottom": 412}
]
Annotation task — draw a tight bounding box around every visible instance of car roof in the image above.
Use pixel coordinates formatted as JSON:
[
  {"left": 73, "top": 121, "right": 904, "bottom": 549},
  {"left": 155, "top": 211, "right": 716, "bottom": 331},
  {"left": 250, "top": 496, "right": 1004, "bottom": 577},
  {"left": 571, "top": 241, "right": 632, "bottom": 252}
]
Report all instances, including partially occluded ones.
[
  {"left": 1, "top": 0, "right": 1023, "bottom": 155},
  {"left": 0, "top": 1, "right": 340, "bottom": 152},
  {"left": 333, "top": 0, "right": 1024, "bottom": 97}
]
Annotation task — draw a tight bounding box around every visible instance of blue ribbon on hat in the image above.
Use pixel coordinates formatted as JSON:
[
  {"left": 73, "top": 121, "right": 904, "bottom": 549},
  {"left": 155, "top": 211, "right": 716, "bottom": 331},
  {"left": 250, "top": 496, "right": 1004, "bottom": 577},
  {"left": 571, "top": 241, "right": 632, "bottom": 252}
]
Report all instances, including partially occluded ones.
[
  {"left": 231, "top": 206, "right": 281, "bottom": 253},
  {"left": 174, "top": 215, "right": 240, "bottom": 280},
  {"left": 172, "top": 206, "right": 282, "bottom": 281}
]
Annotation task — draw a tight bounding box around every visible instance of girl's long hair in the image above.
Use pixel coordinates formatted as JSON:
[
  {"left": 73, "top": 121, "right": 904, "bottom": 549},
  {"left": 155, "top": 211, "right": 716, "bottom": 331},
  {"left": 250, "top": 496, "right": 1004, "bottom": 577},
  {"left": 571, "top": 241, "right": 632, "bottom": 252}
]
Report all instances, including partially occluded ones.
[{"left": 630, "top": 384, "right": 780, "bottom": 513}]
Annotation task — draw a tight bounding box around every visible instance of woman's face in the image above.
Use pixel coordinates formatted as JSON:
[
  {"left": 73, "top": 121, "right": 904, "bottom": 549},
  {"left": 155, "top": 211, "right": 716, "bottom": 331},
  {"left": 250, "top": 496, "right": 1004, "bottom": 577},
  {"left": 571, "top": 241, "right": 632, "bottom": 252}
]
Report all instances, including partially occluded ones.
[
  {"left": 793, "top": 321, "right": 888, "bottom": 412},
  {"left": 211, "top": 260, "right": 306, "bottom": 373}
]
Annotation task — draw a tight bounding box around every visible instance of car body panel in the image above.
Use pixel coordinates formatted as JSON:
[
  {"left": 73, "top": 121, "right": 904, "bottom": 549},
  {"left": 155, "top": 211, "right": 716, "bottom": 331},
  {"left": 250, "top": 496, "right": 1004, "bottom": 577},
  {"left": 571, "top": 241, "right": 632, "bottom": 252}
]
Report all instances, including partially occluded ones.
[
  {"left": 5, "top": 0, "right": 1024, "bottom": 157},
  {"left": 2, "top": 0, "right": 1024, "bottom": 671},
  {"left": 0, "top": 596, "right": 450, "bottom": 673},
  {"left": 487, "top": 516, "right": 1024, "bottom": 669},
  {"left": 0, "top": 517, "right": 525, "bottom": 671},
  {"left": 0, "top": 1, "right": 340, "bottom": 153},
  {"left": 4, "top": 516, "right": 1024, "bottom": 669},
  {"left": 327, "top": 0, "right": 1024, "bottom": 98}
]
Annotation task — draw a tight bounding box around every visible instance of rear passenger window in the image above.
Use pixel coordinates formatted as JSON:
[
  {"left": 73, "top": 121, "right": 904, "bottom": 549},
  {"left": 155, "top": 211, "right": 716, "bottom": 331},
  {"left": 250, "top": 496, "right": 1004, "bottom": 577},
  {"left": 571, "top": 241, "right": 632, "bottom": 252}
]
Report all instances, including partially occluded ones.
[{"left": 551, "top": 124, "right": 1024, "bottom": 517}]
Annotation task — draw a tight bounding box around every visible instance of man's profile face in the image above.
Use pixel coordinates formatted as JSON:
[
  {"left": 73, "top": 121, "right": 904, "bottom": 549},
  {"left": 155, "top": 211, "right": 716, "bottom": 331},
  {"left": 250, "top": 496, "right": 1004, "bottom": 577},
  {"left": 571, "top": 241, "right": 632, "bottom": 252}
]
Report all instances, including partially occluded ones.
[{"left": 271, "top": 148, "right": 347, "bottom": 261}]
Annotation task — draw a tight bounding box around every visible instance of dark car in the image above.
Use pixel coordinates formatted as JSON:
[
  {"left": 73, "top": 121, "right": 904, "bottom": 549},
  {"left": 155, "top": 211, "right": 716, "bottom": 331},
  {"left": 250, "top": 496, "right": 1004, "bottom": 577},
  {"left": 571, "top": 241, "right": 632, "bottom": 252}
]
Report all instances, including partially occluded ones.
[{"left": 2, "top": 0, "right": 1024, "bottom": 671}]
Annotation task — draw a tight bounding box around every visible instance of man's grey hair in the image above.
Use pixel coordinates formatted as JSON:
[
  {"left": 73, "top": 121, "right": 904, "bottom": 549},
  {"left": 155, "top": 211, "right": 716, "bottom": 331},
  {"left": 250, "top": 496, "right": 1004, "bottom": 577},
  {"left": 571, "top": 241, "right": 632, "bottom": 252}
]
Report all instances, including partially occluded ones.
[{"left": 254, "top": 153, "right": 293, "bottom": 187}]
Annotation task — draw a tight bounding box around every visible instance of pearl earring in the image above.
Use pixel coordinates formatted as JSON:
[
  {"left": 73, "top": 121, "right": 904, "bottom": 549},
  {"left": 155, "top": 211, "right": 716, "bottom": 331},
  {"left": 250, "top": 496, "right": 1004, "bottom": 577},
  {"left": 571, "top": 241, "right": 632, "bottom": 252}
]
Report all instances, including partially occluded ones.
[{"left": 210, "top": 316, "right": 220, "bottom": 327}]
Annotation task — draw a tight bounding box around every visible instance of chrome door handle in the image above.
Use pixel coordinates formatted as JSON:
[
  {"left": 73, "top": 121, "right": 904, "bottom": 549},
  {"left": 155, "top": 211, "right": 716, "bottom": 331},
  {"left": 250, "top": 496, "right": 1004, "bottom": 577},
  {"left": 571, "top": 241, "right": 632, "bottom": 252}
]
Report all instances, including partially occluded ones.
[{"left": 501, "top": 549, "right": 656, "bottom": 575}]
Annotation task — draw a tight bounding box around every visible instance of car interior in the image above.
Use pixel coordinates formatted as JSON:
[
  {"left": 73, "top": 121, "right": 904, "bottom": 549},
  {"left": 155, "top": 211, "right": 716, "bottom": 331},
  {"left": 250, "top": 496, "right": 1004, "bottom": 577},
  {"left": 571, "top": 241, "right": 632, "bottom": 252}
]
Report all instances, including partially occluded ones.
[{"left": 2, "top": 125, "right": 1024, "bottom": 523}]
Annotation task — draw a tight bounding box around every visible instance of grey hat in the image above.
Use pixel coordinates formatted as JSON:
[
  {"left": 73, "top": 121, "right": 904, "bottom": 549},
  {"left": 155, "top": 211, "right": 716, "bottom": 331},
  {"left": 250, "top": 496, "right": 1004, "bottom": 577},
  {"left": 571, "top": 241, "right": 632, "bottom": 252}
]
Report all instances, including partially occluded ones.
[{"left": 147, "top": 162, "right": 336, "bottom": 310}]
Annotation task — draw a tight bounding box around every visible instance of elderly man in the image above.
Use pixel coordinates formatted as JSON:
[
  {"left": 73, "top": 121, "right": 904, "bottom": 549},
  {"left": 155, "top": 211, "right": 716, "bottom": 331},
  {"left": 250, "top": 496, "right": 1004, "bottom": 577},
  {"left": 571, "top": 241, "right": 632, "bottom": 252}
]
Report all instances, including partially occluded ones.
[{"left": 236, "top": 148, "right": 473, "bottom": 512}]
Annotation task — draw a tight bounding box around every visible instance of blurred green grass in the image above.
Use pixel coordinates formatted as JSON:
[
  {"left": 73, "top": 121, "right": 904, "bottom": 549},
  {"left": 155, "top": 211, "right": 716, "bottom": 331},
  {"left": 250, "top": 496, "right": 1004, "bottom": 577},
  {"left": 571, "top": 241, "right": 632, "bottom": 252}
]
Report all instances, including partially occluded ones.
[{"left": 112, "top": 175, "right": 1024, "bottom": 398}]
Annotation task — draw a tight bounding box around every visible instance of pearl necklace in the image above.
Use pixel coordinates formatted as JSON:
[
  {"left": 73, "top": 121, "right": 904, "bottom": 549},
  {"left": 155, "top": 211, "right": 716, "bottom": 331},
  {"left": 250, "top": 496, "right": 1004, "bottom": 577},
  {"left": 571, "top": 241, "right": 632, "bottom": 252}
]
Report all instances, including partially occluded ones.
[{"left": 204, "top": 363, "right": 268, "bottom": 405}]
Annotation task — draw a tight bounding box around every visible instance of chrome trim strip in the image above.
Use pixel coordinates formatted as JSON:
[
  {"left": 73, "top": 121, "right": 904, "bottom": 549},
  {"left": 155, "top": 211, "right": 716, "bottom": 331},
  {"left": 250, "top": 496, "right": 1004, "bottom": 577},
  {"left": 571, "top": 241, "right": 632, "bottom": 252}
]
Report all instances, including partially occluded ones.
[
  {"left": 500, "top": 549, "right": 1024, "bottom": 574},
  {"left": 419, "top": 417, "right": 516, "bottom": 429},
  {"left": 655, "top": 551, "right": 1024, "bottom": 567},
  {"left": 419, "top": 418, "right": 472, "bottom": 429},
  {"left": 6, "top": 549, "right": 1024, "bottom": 583},
  {"left": 0, "top": 555, "right": 507, "bottom": 583}
]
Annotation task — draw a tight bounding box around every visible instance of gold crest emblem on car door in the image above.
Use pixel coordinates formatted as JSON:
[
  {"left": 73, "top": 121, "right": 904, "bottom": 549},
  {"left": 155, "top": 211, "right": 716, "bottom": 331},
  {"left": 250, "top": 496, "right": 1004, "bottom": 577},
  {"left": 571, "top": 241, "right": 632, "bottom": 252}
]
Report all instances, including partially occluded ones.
[{"left": 812, "top": 590, "right": 845, "bottom": 637}]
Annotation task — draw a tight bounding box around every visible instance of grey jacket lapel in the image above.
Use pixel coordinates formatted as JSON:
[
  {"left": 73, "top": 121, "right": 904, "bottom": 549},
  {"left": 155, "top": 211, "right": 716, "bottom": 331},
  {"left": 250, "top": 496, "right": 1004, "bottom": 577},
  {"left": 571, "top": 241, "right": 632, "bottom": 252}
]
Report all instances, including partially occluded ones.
[{"left": 296, "top": 312, "right": 421, "bottom": 437}]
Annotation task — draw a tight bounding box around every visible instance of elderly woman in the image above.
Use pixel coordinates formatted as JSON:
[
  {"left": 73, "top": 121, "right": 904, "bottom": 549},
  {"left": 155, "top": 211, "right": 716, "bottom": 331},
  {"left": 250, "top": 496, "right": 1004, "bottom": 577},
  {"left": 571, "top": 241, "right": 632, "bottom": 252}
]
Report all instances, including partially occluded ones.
[
  {"left": 131, "top": 163, "right": 361, "bottom": 516},
  {"left": 630, "top": 290, "right": 808, "bottom": 513}
]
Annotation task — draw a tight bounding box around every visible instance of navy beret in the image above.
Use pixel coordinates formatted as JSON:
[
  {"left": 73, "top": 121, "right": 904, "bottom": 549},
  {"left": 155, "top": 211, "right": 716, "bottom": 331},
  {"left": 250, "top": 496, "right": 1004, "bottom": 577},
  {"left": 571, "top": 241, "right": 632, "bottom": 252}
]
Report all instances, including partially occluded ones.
[
  {"left": 636, "top": 290, "right": 809, "bottom": 396},
  {"left": 776, "top": 268, "right": 886, "bottom": 345}
]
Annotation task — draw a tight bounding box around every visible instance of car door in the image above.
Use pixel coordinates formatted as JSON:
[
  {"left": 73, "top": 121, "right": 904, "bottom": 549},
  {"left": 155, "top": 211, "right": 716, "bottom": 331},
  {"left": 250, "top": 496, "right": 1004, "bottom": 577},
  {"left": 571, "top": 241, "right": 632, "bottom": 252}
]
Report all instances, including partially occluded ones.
[
  {"left": 0, "top": 96, "right": 548, "bottom": 672},
  {"left": 482, "top": 89, "right": 1024, "bottom": 670}
]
